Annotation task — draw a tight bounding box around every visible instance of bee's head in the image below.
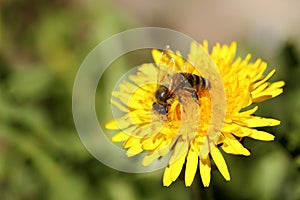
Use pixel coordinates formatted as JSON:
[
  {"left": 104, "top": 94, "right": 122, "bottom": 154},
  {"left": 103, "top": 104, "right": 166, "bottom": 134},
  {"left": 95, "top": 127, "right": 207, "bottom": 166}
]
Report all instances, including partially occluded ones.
[{"left": 154, "top": 85, "right": 170, "bottom": 105}]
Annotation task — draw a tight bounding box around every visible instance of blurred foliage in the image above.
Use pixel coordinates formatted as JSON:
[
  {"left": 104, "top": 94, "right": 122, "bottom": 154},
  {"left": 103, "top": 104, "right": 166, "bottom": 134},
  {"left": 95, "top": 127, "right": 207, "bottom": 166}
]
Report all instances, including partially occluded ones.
[{"left": 0, "top": 0, "right": 299, "bottom": 200}]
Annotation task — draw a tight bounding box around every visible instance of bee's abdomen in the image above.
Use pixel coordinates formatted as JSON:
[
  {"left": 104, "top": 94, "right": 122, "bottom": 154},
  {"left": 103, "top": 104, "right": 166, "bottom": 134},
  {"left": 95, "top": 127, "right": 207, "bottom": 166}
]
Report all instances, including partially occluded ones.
[{"left": 180, "top": 72, "right": 210, "bottom": 91}]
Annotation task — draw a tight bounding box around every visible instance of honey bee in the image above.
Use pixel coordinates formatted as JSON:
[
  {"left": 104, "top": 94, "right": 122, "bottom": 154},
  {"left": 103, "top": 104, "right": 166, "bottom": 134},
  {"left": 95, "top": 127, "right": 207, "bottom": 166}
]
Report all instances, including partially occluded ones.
[{"left": 152, "top": 48, "right": 210, "bottom": 116}]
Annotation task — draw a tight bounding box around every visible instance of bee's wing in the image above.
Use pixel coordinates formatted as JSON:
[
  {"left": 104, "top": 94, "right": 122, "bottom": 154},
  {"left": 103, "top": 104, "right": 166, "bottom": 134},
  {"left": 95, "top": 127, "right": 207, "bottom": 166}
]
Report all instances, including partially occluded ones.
[
  {"left": 152, "top": 48, "right": 177, "bottom": 89},
  {"left": 152, "top": 48, "right": 195, "bottom": 75},
  {"left": 167, "top": 50, "right": 195, "bottom": 73}
]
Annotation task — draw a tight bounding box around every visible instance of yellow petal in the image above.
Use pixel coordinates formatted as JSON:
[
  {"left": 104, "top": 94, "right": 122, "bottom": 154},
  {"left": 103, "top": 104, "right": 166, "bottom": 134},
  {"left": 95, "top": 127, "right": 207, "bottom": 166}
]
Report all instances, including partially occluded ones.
[
  {"left": 222, "top": 123, "right": 241, "bottom": 133},
  {"left": 202, "top": 40, "right": 209, "bottom": 52},
  {"left": 251, "top": 69, "right": 276, "bottom": 90},
  {"left": 112, "top": 91, "right": 130, "bottom": 106},
  {"left": 170, "top": 150, "right": 188, "bottom": 181},
  {"left": 157, "top": 139, "right": 173, "bottom": 156},
  {"left": 142, "top": 151, "right": 160, "bottom": 166},
  {"left": 168, "top": 138, "right": 189, "bottom": 164},
  {"left": 142, "top": 137, "right": 162, "bottom": 150},
  {"left": 239, "top": 106, "right": 258, "bottom": 116},
  {"left": 251, "top": 82, "right": 270, "bottom": 94},
  {"left": 252, "top": 88, "right": 284, "bottom": 102},
  {"left": 129, "top": 110, "right": 150, "bottom": 124},
  {"left": 105, "top": 120, "right": 120, "bottom": 130},
  {"left": 199, "top": 154, "right": 211, "bottom": 187},
  {"left": 137, "top": 63, "right": 157, "bottom": 78},
  {"left": 251, "top": 60, "right": 267, "bottom": 82},
  {"left": 221, "top": 133, "right": 250, "bottom": 156},
  {"left": 248, "top": 130, "right": 275, "bottom": 141},
  {"left": 126, "top": 120, "right": 164, "bottom": 138},
  {"left": 188, "top": 41, "right": 214, "bottom": 75},
  {"left": 163, "top": 165, "right": 173, "bottom": 187},
  {"left": 152, "top": 49, "right": 164, "bottom": 66},
  {"left": 227, "top": 42, "right": 237, "bottom": 62},
  {"left": 110, "top": 99, "right": 128, "bottom": 113},
  {"left": 105, "top": 114, "right": 132, "bottom": 130},
  {"left": 111, "top": 132, "right": 130, "bottom": 142},
  {"left": 123, "top": 136, "right": 139, "bottom": 148},
  {"left": 268, "top": 81, "right": 285, "bottom": 90},
  {"left": 210, "top": 148, "right": 230, "bottom": 181},
  {"left": 128, "top": 110, "right": 151, "bottom": 125},
  {"left": 118, "top": 81, "right": 139, "bottom": 95},
  {"left": 185, "top": 148, "right": 198, "bottom": 186},
  {"left": 237, "top": 116, "right": 281, "bottom": 128},
  {"left": 126, "top": 144, "right": 143, "bottom": 157}
]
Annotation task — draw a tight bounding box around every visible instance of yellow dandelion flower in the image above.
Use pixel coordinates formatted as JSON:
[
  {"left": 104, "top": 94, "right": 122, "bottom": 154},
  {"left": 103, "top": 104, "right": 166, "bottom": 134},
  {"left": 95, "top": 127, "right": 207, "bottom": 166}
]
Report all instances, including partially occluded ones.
[{"left": 105, "top": 41, "right": 284, "bottom": 187}]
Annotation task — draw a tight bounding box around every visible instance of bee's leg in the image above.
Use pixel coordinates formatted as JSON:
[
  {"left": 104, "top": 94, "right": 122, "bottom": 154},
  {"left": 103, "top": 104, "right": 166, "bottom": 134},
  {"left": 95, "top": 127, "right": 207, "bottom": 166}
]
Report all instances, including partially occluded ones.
[
  {"left": 191, "top": 90, "right": 199, "bottom": 100},
  {"left": 183, "top": 87, "right": 199, "bottom": 100},
  {"left": 152, "top": 103, "right": 168, "bottom": 115}
]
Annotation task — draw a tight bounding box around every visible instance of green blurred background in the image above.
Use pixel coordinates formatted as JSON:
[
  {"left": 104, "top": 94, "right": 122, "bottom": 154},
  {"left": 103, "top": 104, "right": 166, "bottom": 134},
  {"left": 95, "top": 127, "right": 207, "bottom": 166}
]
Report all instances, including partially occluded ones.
[{"left": 0, "top": 0, "right": 299, "bottom": 200}]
